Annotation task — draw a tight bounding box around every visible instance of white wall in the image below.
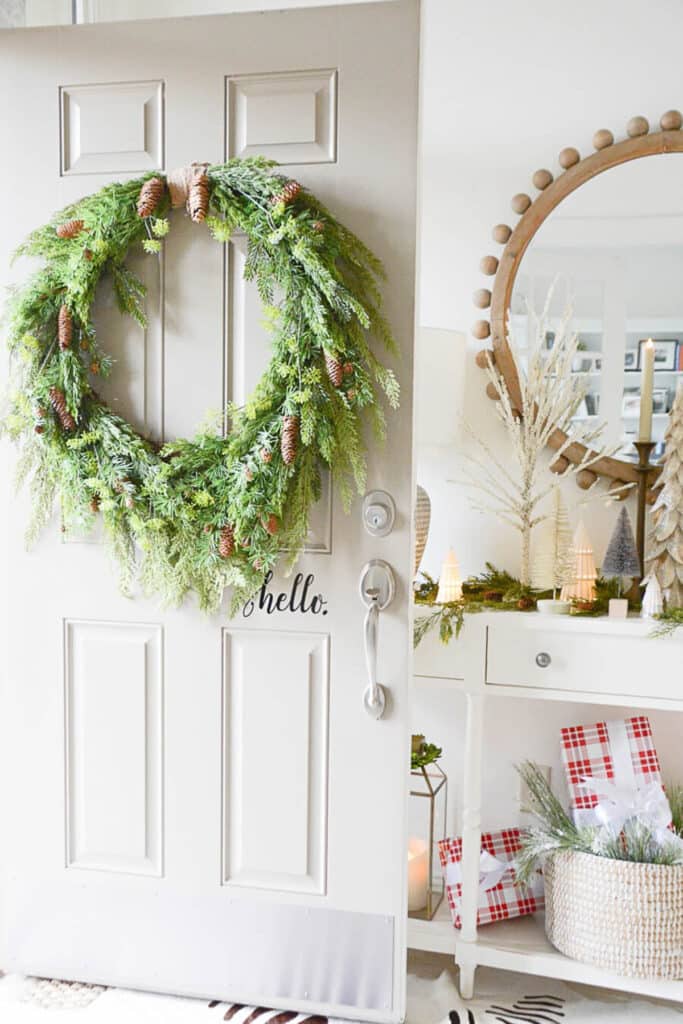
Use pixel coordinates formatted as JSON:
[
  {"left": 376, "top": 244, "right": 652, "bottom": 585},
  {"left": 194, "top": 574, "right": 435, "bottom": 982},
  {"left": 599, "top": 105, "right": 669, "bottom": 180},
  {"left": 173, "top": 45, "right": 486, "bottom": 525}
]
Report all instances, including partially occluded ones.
[{"left": 413, "top": 0, "right": 683, "bottom": 839}]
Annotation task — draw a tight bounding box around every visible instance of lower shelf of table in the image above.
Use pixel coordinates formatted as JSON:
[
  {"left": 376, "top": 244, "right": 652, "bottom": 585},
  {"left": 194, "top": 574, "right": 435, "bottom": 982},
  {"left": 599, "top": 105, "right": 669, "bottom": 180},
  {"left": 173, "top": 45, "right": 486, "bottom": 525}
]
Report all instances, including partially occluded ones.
[{"left": 407, "top": 906, "right": 683, "bottom": 1003}]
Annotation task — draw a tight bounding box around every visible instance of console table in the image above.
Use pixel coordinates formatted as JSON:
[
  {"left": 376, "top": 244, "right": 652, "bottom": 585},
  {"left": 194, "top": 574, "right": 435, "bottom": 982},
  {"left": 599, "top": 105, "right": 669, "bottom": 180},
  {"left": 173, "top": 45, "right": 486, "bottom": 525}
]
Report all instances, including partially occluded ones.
[{"left": 409, "top": 612, "right": 683, "bottom": 1003}]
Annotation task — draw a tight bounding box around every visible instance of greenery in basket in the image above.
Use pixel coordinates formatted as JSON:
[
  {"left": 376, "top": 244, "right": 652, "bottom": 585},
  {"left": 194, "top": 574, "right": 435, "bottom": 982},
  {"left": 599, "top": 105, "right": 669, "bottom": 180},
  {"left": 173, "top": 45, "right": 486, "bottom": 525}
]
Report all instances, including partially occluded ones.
[
  {"left": 514, "top": 761, "right": 683, "bottom": 885},
  {"left": 413, "top": 564, "right": 635, "bottom": 648}
]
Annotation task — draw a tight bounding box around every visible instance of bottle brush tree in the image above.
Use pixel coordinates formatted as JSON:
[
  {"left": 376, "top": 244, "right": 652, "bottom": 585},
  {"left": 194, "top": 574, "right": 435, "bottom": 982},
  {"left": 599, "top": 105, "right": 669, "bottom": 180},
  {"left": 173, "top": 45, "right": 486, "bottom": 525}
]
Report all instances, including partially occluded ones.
[{"left": 602, "top": 505, "right": 640, "bottom": 596}]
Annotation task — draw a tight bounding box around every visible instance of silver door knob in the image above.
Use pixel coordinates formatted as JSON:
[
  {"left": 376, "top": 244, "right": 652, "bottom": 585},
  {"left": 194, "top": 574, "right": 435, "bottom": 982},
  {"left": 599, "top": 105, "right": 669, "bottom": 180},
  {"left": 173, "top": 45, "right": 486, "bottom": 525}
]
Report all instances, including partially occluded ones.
[
  {"left": 359, "top": 560, "right": 395, "bottom": 719},
  {"left": 535, "top": 652, "right": 552, "bottom": 668}
]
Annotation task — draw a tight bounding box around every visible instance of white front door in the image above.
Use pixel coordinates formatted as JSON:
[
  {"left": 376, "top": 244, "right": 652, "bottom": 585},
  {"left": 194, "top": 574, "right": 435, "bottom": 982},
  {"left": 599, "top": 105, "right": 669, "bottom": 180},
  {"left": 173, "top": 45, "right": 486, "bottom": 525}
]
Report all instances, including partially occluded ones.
[{"left": 0, "top": 5, "right": 418, "bottom": 1022}]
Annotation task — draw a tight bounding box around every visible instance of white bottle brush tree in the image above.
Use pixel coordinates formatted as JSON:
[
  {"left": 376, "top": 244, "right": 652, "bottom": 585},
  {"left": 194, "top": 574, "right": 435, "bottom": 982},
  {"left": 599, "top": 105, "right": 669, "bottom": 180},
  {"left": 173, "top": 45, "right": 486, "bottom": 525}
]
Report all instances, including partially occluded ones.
[
  {"left": 646, "top": 383, "right": 683, "bottom": 608},
  {"left": 531, "top": 487, "right": 573, "bottom": 597},
  {"left": 602, "top": 505, "right": 640, "bottom": 597},
  {"left": 464, "top": 293, "right": 617, "bottom": 587}
]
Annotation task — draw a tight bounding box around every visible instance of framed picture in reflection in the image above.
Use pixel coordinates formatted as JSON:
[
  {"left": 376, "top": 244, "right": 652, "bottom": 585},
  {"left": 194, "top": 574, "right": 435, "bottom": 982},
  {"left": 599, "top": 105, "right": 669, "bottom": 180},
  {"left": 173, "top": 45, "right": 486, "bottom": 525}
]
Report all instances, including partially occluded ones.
[{"left": 638, "top": 339, "right": 678, "bottom": 371}]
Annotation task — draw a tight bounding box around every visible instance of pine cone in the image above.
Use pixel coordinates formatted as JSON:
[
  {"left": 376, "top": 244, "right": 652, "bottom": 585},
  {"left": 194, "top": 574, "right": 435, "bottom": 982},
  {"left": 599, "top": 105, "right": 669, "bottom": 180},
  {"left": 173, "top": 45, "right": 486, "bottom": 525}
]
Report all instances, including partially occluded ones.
[
  {"left": 343, "top": 362, "right": 354, "bottom": 377},
  {"left": 56, "top": 219, "right": 84, "bottom": 239},
  {"left": 90, "top": 496, "right": 100, "bottom": 513},
  {"left": 34, "top": 424, "right": 45, "bottom": 435},
  {"left": 325, "top": 352, "right": 344, "bottom": 387},
  {"left": 264, "top": 514, "right": 280, "bottom": 536},
  {"left": 260, "top": 448, "right": 272, "bottom": 464},
  {"left": 312, "top": 219, "right": 325, "bottom": 233},
  {"left": 58, "top": 305, "right": 72, "bottom": 350},
  {"left": 281, "top": 414, "right": 299, "bottom": 465},
  {"left": 137, "top": 176, "right": 165, "bottom": 218},
  {"left": 49, "top": 386, "right": 76, "bottom": 431},
  {"left": 218, "top": 524, "right": 235, "bottom": 558},
  {"left": 188, "top": 168, "right": 210, "bottom": 224},
  {"left": 272, "top": 180, "right": 302, "bottom": 206}
]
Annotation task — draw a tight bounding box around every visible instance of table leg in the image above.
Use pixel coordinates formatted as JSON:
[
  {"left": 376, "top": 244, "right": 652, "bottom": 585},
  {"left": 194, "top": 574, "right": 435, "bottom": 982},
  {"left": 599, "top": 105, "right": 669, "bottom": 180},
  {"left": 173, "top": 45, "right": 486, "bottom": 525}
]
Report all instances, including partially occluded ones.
[{"left": 457, "top": 690, "right": 484, "bottom": 1000}]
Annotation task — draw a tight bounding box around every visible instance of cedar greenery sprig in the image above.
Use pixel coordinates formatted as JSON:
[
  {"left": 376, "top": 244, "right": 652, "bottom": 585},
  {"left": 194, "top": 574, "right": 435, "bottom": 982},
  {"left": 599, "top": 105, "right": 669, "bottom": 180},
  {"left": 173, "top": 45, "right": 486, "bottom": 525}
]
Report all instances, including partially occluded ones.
[
  {"left": 652, "top": 607, "right": 683, "bottom": 637},
  {"left": 2, "top": 158, "right": 399, "bottom": 612}
]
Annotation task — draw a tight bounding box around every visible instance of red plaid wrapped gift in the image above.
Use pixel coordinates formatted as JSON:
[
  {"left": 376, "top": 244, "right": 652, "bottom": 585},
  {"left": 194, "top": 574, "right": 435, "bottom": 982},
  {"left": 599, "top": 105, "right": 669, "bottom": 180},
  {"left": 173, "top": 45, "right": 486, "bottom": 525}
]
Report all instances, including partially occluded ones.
[
  {"left": 560, "top": 715, "right": 672, "bottom": 832},
  {"left": 438, "top": 828, "right": 544, "bottom": 929}
]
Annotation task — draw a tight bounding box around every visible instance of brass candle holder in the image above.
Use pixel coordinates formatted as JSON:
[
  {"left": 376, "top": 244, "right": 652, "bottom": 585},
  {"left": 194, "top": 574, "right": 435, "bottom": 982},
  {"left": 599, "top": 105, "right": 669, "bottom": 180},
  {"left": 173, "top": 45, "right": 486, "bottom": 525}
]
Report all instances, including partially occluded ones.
[{"left": 633, "top": 440, "right": 656, "bottom": 583}]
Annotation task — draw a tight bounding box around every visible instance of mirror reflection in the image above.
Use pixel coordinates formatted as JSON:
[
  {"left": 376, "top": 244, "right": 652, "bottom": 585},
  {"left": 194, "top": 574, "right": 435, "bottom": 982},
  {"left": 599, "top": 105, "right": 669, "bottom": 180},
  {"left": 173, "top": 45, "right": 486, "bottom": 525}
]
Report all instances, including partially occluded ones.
[{"left": 510, "top": 154, "right": 683, "bottom": 461}]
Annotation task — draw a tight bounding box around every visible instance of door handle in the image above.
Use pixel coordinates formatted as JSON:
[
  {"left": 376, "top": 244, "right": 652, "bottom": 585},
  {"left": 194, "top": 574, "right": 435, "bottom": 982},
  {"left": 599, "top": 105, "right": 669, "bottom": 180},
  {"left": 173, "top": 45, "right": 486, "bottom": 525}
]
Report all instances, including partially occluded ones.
[
  {"left": 359, "top": 560, "right": 395, "bottom": 720},
  {"left": 363, "top": 589, "right": 385, "bottom": 719}
]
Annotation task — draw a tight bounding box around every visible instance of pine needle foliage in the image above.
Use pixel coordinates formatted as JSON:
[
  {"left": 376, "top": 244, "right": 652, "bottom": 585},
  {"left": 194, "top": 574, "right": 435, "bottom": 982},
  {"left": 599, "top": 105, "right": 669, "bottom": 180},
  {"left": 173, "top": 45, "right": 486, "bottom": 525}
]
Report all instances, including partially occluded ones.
[{"left": 2, "top": 159, "right": 398, "bottom": 611}]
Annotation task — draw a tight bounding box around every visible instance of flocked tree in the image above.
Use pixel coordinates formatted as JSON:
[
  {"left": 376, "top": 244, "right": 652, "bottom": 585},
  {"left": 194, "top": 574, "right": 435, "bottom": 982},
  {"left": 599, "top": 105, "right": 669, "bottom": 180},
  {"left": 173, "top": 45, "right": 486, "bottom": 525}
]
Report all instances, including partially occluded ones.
[
  {"left": 531, "top": 487, "right": 572, "bottom": 596},
  {"left": 602, "top": 506, "right": 640, "bottom": 596},
  {"left": 646, "top": 383, "right": 683, "bottom": 608},
  {"left": 464, "top": 293, "right": 618, "bottom": 586}
]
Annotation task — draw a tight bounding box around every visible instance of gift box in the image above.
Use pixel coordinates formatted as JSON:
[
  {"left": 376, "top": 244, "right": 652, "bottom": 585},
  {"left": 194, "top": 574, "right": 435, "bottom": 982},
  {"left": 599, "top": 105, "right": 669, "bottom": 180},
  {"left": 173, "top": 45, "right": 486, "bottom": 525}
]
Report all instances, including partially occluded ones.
[
  {"left": 438, "top": 828, "right": 544, "bottom": 929},
  {"left": 560, "top": 715, "right": 671, "bottom": 831}
]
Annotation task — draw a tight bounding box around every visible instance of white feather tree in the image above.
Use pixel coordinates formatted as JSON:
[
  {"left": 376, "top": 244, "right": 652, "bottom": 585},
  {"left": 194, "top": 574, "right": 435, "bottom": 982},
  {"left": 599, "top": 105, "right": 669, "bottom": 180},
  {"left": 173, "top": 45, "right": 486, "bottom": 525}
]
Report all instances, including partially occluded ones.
[{"left": 464, "top": 296, "right": 618, "bottom": 586}]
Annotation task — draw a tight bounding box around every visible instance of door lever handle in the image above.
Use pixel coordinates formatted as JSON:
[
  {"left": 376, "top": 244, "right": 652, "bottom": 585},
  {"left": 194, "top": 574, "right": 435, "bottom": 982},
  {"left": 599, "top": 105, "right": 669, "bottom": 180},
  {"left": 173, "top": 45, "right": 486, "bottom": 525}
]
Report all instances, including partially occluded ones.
[
  {"left": 363, "top": 589, "right": 385, "bottom": 719},
  {"left": 358, "top": 559, "right": 395, "bottom": 720}
]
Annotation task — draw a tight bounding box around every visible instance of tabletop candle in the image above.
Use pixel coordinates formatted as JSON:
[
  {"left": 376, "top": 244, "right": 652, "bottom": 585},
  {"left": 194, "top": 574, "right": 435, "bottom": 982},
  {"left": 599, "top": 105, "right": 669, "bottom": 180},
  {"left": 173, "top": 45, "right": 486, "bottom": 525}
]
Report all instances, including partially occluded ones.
[
  {"left": 407, "top": 837, "right": 429, "bottom": 912},
  {"left": 639, "top": 338, "right": 655, "bottom": 442}
]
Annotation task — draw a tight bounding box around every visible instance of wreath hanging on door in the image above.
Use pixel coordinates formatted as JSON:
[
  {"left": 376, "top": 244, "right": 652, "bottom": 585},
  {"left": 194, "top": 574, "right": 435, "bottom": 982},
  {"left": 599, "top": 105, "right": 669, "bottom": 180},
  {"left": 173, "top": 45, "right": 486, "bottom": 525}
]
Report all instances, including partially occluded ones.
[{"left": 3, "top": 159, "right": 399, "bottom": 612}]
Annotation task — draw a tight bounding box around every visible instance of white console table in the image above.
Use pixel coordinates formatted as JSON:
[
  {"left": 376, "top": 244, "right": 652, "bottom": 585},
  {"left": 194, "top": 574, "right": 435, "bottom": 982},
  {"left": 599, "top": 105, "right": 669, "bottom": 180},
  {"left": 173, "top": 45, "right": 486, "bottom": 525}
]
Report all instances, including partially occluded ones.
[{"left": 408, "top": 612, "right": 683, "bottom": 1003}]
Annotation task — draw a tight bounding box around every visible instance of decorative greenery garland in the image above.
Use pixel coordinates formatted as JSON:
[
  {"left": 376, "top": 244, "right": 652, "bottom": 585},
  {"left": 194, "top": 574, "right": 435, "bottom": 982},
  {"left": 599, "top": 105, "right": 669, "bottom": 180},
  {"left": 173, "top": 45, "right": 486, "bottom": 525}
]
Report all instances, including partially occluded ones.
[
  {"left": 413, "top": 565, "right": 627, "bottom": 647},
  {"left": 2, "top": 159, "right": 398, "bottom": 612}
]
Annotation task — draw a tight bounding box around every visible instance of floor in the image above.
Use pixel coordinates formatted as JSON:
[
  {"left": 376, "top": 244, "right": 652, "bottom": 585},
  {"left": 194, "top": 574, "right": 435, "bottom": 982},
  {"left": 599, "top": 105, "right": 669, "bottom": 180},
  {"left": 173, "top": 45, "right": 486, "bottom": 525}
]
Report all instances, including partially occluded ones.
[{"left": 1, "top": 955, "right": 682, "bottom": 1023}]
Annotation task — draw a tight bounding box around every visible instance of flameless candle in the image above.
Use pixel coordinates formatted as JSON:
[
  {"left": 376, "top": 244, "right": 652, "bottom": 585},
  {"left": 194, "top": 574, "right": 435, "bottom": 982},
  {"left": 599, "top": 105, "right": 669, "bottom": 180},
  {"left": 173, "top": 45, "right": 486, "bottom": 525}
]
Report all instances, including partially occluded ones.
[
  {"left": 639, "top": 338, "right": 655, "bottom": 442},
  {"left": 435, "top": 548, "right": 463, "bottom": 603},
  {"left": 407, "top": 837, "right": 429, "bottom": 912}
]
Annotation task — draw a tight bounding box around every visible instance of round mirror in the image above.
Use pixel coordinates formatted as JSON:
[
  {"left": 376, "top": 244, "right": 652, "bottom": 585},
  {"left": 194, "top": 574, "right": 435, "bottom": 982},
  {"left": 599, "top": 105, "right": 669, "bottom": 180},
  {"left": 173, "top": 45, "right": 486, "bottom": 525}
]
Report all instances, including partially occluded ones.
[
  {"left": 479, "top": 114, "right": 683, "bottom": 489},
  {"left": 510, "top": 154, "right": 683, "bottom": 466}
]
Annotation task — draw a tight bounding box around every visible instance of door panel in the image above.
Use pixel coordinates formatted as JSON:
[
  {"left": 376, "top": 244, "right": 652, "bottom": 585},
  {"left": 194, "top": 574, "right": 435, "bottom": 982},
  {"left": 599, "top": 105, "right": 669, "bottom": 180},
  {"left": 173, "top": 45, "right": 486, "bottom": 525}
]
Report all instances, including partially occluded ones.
[
  {"left": 65, "top": 620, "right": 163, "bottom": 877},
  {"left": 0, "top": 5, "right": 418, "bottom": 1021}
]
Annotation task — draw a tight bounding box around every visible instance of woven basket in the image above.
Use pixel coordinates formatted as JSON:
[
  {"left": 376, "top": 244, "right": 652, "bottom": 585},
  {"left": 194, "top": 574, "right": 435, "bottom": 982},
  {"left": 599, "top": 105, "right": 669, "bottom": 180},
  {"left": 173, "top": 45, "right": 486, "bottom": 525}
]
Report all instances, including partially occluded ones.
[{"left": 545, "top": 850, "right": 683, "bottom": 979}]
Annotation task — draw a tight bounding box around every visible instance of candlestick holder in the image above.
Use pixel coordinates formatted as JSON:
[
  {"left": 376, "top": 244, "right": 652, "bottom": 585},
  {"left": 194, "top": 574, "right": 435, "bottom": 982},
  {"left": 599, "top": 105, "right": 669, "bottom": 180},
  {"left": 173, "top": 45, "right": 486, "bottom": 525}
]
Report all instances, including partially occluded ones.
[{"left": 633, "top": 440, "right": 656, "bottom": 582}]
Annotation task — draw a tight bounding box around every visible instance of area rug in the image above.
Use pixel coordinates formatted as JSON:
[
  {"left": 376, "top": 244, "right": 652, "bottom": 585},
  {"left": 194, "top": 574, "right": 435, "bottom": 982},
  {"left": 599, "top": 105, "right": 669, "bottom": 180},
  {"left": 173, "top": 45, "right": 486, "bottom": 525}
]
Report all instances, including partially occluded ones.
[
  {"left": 406, "top": 965, "right": 683, "bottom": 1024},
  {"left": 2, "top": 967, "right": 683, "bottom": 1023}
]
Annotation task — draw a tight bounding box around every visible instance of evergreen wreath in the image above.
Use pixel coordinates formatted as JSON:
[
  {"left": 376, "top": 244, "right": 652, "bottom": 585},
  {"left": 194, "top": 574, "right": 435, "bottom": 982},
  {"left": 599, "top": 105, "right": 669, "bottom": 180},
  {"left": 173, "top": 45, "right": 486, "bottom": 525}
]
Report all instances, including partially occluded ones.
[{"left": 2, "top": 159, "right": 399, "bottom": 612}]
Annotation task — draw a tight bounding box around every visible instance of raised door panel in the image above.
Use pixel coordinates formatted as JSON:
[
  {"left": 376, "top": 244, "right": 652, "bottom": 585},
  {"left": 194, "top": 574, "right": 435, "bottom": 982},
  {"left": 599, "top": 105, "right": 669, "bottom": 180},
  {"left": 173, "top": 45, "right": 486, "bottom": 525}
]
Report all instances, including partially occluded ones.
[
  {"left": 227, "top": 69, "right": 337, "bottom": 165},
  {"left": 61, "top": 80, "right": 164, "bottom": 176},
  {"left": 65, "top": 620, "right": 163, "bottom": 876},
  {"left": 222, "top": 628, "right": 329, "bottom": 894}
]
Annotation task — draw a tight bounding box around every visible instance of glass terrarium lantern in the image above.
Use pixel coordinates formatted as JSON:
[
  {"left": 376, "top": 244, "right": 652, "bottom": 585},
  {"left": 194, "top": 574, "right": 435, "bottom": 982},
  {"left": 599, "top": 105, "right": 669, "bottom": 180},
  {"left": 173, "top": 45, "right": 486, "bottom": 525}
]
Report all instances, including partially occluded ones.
[{"left": 408, "top": 735, "right": 447, "bottom": 920}]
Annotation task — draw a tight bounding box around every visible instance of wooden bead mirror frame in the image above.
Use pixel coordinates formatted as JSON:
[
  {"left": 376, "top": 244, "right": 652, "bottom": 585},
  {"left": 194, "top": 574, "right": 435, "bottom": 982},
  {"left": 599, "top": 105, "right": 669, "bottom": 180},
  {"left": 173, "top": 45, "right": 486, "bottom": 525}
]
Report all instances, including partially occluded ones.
[{"left": 472, "top": 107, "right": 683, "bottom": 498}]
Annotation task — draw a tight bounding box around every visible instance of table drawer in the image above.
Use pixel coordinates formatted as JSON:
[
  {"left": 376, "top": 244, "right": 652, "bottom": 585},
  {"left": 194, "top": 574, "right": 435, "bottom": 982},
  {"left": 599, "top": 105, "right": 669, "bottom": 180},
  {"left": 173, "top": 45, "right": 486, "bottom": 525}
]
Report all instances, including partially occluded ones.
[{"left": 485, "top": 622, "right": 682, "bottom": 700}]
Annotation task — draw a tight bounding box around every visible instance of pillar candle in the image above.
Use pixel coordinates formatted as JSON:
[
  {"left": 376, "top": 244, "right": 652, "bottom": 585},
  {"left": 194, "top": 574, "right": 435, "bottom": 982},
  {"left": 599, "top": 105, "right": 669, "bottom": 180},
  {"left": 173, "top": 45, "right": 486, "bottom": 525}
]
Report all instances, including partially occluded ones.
[
  {"left": 407, "top": 837, "right": 429, "bottom": 912},
  {"left": 639, "top": 338, "right": 655, "bottom": 442}
]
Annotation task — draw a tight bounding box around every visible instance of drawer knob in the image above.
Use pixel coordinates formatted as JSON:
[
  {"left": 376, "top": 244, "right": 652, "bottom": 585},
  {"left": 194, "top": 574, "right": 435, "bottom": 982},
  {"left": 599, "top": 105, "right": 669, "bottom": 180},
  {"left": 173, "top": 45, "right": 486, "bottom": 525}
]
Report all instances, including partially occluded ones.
[{"left": 535, "top": 651, "right": 552, "bottom": 668}]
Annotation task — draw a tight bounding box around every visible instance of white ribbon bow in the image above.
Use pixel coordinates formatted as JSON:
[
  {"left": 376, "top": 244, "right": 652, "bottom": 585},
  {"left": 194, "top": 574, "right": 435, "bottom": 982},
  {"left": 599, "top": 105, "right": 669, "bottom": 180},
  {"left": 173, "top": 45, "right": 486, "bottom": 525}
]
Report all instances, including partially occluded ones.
[
  {"left": 446, "top": 849, "right": 514, "bottom": 896},
  {"left": 578, "top": 775, "right": 683, "bottom": 850}
]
